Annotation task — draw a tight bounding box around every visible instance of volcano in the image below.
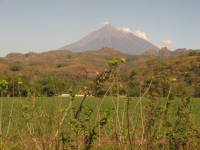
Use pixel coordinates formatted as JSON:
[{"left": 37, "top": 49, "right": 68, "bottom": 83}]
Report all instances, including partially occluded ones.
[{"left": 60, "top": 24, "right": 159, "bottom": 55}]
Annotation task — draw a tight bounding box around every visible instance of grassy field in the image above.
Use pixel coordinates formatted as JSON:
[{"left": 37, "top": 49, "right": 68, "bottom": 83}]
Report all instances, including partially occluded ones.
[
  {"left": 1, "top": 96, "right": 200, "bottom": 124},
  {"left": 0, "top": 96, "right": 200, "bottom": 149}
]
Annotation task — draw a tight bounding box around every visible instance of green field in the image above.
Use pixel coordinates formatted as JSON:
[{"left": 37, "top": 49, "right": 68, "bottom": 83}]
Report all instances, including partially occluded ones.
[
  {"left": 1, "top": 96, "right": 200, "bottom": 126},
  {"left": 0, "top": 96, "right": 200, "bottom": 149}
]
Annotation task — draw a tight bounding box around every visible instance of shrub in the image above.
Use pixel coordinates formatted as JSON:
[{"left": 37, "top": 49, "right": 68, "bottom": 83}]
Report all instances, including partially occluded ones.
[
  {"left": 36, "top": 77, "right": 66, "bottom": 96},
  {"left": 9, "top": 63, "right": 22, "bottom": 71},
  {"left": 188, "top": 51, "right": 200, "bottom": 56}
]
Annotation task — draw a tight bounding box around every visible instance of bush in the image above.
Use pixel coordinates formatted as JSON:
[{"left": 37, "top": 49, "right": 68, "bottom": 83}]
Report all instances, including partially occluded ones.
[
  {"left": 194, "top": 86, "right": 200, "bottom": 97},
  {"left": 188, "top": 51, "right": 200, "bottom": 56},
  {"left": 9, "top": 63, "right": 22, "bottom": 71},
  {"left": 35, "top": 77, "right": 66, "bottom": 96},
  {"left": 127, "top": 81, "right": 140, "bottom": 97}
]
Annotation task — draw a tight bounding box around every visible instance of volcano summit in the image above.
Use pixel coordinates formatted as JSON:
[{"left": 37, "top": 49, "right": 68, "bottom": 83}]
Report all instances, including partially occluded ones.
[{"left": 60, "top": 24, "right": 159, "bottom": 55}]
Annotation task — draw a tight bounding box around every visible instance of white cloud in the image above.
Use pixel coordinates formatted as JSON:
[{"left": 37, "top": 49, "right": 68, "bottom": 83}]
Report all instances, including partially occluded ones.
[
  {"left": 118, "top": 25, "right": 173, "bottom": 49},
  {"left": 133, "top": 30, "right": 148, "bottom": 41},
  {"left": 158, "top": 40, "right": 173, "bottom": 48},
  {"left": 118, "top": 27, "right": 132, "bottom": 33},
  {"left": 118, "top": 27, "right": 149, "bottom": 41},
  {"left": 104, "top": 21, "right": 109, "bottom": 25}
]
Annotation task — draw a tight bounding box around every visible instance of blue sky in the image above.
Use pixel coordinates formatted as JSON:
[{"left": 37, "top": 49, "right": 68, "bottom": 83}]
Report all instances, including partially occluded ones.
[{"left": 0, "top": 0, "right": 200, "bottom": 56}]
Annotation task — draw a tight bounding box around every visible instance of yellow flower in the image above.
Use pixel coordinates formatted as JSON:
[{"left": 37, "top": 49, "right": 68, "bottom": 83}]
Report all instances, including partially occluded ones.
[
  {"left": 18, "top": 81, "right": 23, "bottom": 85},
  {"left": 171, "top": 78, "right": 176, "bottom": 81},
  {"left": 121, "top": 58, "right": 126, "bottom": 63}
]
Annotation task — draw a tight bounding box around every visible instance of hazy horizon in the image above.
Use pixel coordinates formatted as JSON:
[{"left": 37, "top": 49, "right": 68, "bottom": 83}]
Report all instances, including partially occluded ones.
[{"left": 0, "top": 0, "right": 200, "bottom": 56}]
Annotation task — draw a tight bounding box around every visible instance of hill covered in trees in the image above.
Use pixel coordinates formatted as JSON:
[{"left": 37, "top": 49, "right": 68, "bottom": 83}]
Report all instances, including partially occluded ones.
[{"left": 0, "top": 47, "right": 199, "bottom": 97}]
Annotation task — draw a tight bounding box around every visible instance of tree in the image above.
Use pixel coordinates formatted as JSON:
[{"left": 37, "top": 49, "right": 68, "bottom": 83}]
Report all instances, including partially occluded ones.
[
  {"left": 0, "top": 80, "right": 8, "bottom": 96},
  {"left": 9, "top": 63, "right": 22, "bottom": 71}
]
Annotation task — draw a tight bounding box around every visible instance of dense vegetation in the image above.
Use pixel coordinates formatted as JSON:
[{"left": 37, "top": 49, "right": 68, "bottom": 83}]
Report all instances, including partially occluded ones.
[
  {"left": 0, "top": 56, "right": 200, "bottom": 149},
  {"left": 0, "top": 49, "right": 199, "bottom": 97}
]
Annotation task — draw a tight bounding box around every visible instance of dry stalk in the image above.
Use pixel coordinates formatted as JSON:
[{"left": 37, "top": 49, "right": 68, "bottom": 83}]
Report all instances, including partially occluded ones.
[
  {"left": 27, "top": 122, "right": 42, "bottom": 150},
  {"left": 158, "top": 86, "right": 172, "bottom": 134},
  {"left": 94, "top": 82, "right": 114, "bottom": 127},
  {"left": 113, "top": 71, "right": 123, "bottom": 144},
  {"left": 138, "top": 80, "right": 152, "bottom": 146},
  {"left": 129, "top": 80, "right": 152, "bottom": 141},
  {"left": 0, "top": 97, "right": 2, "bottom": 136},
  {"left": 126, "top": 97, "right": 133, "bottom": 150},
  {"left": 74, "top": 95, "right": 87, "bottom": 118},
  {"left": 139, "top": 96, "right": 145, "bottom": 146},
  {"left": 0, "top": 96, "right": 2, "bottom": 150},
  {"left": 5, "top": 98, "right": 14, "bottom": 137},
  {"left": 121, "top": 100, "right": 126, "bottom": 129},
  {"left": 53, "top": 98, "right": 73, "bottom": 140}
]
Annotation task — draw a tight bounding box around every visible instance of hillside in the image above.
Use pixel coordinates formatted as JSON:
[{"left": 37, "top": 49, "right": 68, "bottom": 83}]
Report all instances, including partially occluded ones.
[
  {"left": 1, "top": 47, "right": 157, "bottom": 78},
  {"left": 1, "top": 47, "right": 199, "bottom": 78},
  {"left": 135, "top": 53, "right": 200, "bottom": 97},
  {"left": 0, "top": 47, "right": 200, "bottom": 97}
]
